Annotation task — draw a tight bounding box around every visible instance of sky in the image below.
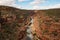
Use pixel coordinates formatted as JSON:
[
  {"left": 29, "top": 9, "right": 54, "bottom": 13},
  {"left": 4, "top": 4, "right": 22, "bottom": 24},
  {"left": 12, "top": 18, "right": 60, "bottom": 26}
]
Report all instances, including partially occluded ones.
[{"left": 0, "top": 0, "right": 60, "bottom": 10}]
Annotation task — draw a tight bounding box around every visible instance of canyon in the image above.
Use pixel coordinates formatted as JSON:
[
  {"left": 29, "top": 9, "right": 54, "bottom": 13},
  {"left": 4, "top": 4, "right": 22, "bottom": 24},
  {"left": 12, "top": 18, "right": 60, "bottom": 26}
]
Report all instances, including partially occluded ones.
[{"left": 0, "top": 6, "right": 60, "bottom": 40}]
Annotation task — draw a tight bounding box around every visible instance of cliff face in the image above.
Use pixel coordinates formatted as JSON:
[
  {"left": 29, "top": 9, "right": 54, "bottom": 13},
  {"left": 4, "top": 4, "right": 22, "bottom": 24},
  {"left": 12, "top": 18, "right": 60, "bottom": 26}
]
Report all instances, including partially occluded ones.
[
  {"left": 31, "top": 10, "right": 60, "bottom": 40},
  {"left": 0, "top": 6, "right": 35, "bottom": 40}
]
